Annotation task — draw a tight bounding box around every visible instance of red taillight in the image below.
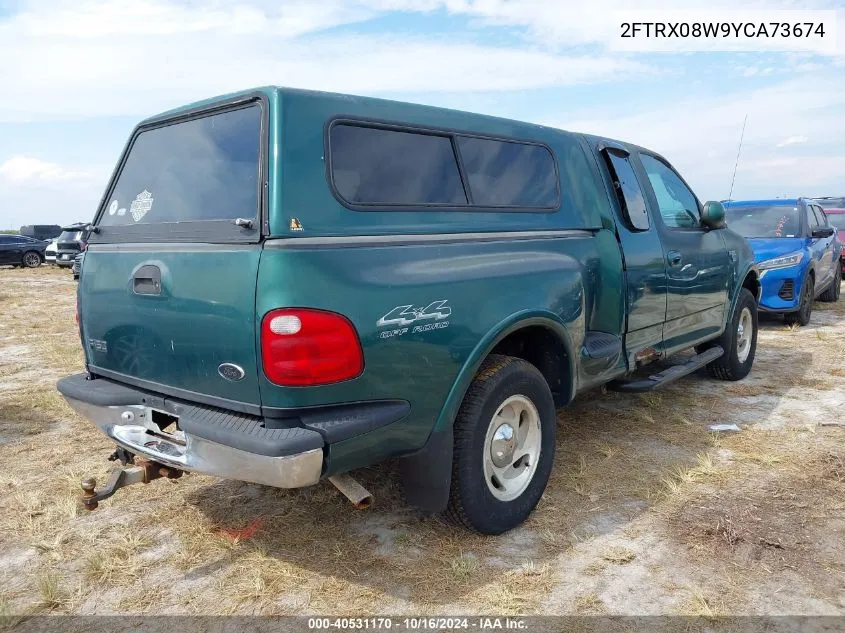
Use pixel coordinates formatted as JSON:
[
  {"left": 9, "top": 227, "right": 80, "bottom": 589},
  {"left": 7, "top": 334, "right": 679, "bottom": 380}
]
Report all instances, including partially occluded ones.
[{"left": 261, "top": 309, "right": 364, "bottom": 386}]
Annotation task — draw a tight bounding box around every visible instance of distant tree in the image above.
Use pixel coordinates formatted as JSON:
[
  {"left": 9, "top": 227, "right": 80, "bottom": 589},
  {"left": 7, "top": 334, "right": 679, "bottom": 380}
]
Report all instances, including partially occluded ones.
[{"left": 0, "top": 229, "right": 20, "bottom": 234}]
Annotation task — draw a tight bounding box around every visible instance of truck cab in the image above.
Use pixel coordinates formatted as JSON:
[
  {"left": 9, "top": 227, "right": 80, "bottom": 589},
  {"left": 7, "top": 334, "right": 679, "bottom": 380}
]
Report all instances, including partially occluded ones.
[{"left": 58, "top": 87, "right": 759, "bottom": 534}]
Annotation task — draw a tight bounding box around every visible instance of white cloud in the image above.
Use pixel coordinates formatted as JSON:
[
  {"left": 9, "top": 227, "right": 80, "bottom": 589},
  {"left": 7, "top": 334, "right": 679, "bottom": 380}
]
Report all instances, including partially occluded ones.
[
  {"left": 3, "top": 0, "right": 841, "bottom": 121},
  {"left": 551, "top": 70, "right": 845, "bottom": 200},
  {"left": 10, "top": 0, "right": 375, "bottom": 38},
  {"left": 1, "top": 0, "right": 844, "bottom": 226},
  {"left": 0, "top": 156, "right": 99, "bottom": 182},
  {"left": 0, "top": 156, "right": 109, "bottom": 228},
  {"left": 0, "top": 28, "right": 651, "bottom": 121},
  {"left": 776, "top": 135, "right": 809, "bottom": 147}
]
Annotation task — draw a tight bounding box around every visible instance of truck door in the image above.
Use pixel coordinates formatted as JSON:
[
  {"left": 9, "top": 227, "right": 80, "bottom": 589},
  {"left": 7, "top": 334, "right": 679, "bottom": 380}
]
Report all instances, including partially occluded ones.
[
  {"left": 594, "top": 142, "right": 668, "bottom": 365},
  {"left": 635, "top": 152, "right": 731, "bottom": 353}
]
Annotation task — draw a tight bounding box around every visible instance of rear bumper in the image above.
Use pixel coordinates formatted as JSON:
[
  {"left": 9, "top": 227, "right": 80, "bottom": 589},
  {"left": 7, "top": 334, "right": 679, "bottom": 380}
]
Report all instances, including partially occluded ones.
[
  {"left": 56, "top": 250, "right": 79, "bottom": 267},
  {"left": 58, "top": 373, "right": 323, "bottom": 489}
]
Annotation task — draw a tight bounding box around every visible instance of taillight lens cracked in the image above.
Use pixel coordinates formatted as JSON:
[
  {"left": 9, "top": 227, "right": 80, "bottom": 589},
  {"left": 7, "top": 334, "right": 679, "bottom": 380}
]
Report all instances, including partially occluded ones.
[{"left": 261, "top": 308, "right": 364, "bottom": 386}]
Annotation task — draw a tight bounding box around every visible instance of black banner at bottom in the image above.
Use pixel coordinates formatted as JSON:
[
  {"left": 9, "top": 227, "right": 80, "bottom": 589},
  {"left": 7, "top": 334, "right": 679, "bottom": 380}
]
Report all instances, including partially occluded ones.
[{"left": 2, "top": 616, "right": 845, "bottom": 633}]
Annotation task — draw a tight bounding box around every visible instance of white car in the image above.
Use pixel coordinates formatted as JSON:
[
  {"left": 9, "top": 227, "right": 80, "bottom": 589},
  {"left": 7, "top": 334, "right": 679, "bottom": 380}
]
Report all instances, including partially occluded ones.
[{"left": 45, "top": 239, "right": 58, "bottom": 263}]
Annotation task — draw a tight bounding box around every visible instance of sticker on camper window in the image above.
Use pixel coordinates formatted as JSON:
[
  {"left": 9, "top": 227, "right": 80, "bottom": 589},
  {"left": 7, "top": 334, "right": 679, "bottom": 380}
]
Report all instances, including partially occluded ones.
[
  {"left": 117, "top": 207, "right": 127, "bottom": 216},
  {"left": 108, "top": 200, "right": 119, "bottom": 216},
  {"left": 130, "top": 190, "right": 154, "bottom": 222}
]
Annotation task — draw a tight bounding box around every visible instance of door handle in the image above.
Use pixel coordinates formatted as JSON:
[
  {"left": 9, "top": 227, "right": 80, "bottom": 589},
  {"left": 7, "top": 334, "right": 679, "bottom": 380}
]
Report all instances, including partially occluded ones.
[{"left": 667, "top": 250, "right": 683, "bottom": 266}]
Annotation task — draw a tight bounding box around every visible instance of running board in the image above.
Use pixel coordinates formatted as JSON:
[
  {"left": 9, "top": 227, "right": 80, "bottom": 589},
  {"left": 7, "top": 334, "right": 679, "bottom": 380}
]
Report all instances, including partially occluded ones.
[{"left": 609, "top": 346, "right": 724, "bottom": 393}]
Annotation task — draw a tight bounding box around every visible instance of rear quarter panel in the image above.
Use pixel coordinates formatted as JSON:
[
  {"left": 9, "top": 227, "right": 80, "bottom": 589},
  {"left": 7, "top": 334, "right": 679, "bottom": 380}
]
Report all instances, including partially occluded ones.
[{"left": 257, "top": 232, "right": 618, "bottom": 473}]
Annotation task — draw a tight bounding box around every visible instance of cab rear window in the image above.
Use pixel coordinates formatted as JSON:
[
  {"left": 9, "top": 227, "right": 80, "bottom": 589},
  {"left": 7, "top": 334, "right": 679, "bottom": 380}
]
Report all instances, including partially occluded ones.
[
  {"left": 328, "top": 122, "right": 559, "bottom": 210},
  {"left": 99, "top": 105, "right": 261, "bottom": 226}
]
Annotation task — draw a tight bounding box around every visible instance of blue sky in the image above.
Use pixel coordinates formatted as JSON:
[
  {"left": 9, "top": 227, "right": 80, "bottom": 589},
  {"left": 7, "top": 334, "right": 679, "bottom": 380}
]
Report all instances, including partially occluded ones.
[{"left": 1, "top": 0, "right": 843, "bottom": 229}]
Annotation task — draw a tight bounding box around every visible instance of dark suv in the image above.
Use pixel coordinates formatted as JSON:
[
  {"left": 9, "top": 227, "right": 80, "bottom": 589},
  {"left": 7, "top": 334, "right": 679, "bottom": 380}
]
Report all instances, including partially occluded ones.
[{"left": 56, "top": 223, "right": 91, "bottom": 268}]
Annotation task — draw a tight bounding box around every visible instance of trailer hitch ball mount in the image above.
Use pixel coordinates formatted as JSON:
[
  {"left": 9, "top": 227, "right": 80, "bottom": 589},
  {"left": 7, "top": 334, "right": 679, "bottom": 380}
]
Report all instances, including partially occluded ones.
[{"left": 80, "top": 457, "right": 183, "bottom": 510}]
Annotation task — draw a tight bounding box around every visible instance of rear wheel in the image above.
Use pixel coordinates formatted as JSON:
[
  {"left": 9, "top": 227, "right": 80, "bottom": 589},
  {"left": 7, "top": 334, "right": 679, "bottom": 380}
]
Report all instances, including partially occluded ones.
[
  {"left": 445, "top": 354, "right": 556, "bottom": 534},
  {"left": 785, "top": 275, "right": 813, "bottom": 326},
  {"left": 819, "top": 267, "right": 841, "bottom": 302},
  {"left": 702, "top": 288, "right": 757, "bottom": 381},
  {"left": 22, "top": 251, "right": 42, "bottom": 268}
]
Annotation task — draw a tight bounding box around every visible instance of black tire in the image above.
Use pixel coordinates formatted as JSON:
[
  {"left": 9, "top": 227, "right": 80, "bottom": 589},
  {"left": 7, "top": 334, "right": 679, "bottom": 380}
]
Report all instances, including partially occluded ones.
[
  {"left": 702, "top": 288, "right": 758, "bottom": 381},
  {"left": 819, "top": 266, "right": 841, "bottom": 302},
  {"left": 444, "top": 354, "right": 556, "bottom": 534},
  {"left": 785, "top": 274, "right": 813, "bottom": 326},
  {"left": 22, "top": 251, "right": 42, "bottom": 268}
]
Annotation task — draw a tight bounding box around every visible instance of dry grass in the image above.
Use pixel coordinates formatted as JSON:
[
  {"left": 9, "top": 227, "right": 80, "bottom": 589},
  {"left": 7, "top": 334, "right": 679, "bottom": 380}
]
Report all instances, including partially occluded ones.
[
  {"left": 599, "top": 545, "right": 636, "bottom": 565},
  {"left": 0, "top": 266, "right": 844, "bottom": 616}
]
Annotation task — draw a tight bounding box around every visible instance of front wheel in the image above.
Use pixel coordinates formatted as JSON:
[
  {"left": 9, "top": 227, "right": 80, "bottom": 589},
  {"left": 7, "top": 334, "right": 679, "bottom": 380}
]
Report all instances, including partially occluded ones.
[
  {"left": 703, "top": 288, "right": 758, "bottom": 381},
  {"left": 785, "top": 275, "right": 813, "bottom": 326},
  {"left": 819, "top": 267, "right": 841, "bottom": 302},
  {"left": 445, "top": 354, "right": 556, "bottom": 534}
]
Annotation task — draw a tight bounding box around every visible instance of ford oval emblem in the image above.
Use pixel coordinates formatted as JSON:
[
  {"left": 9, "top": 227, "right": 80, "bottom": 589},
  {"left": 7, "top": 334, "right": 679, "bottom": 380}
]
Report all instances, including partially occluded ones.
[{"left": 218, "top": 363, "right": 245, "bottom": 382}]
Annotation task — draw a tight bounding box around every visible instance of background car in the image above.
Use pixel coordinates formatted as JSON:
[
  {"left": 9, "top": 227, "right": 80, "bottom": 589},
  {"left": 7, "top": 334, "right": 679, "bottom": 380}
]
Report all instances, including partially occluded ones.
[
  {"left": 44, "top": 238, "right": 58, "bottom": 263},
  {"left": 724, "top": 198, "right": 841, "bottom": 326},
  {"left": 813, "top": 196, "right": 845, "bottom": 210},
  {"left": 55, "top": 223, "right": 90, "bottom": 268},
  {"left": 19, "top": 224, "right": 62, "bottom": 242},
  {"left": 818, "top": 206, "right": 845, "bottom": 276},
  {"left": 72, "top": 251, "right": 84, "bottom": 280},
  {"left": 0, "top": 234, "right": 47, "bottom": 268}
]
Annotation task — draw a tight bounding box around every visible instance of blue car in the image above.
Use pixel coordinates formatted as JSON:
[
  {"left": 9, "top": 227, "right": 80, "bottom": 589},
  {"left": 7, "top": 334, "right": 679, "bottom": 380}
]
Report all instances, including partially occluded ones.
[{"left": 724, "top": 198, "right": 841, "bottom": 325}]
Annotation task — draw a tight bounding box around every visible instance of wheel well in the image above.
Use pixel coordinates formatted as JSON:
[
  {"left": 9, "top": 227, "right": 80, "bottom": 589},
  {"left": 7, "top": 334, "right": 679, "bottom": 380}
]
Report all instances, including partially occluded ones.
[
  {"left": 742, "top": 271, "right": 760, "bottom": 302},
  {"left": 489, "top": 326, "right": 572, "bottom": 407}
]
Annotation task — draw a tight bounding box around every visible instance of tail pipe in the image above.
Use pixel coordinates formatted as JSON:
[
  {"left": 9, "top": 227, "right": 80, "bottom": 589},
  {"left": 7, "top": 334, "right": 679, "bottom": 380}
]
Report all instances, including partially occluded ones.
[{"left": 328, "top": 473, "right": 373, "bottom": 510}]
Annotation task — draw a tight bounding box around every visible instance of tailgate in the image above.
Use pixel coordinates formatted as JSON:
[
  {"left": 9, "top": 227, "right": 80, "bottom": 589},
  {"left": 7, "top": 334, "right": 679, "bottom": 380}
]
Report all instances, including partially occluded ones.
[
  {"left": 79, "top": 246, "right": 261, "bottom": 407},
  {"left": 79, "top": 98, "right": 266, "bottom": 410}
]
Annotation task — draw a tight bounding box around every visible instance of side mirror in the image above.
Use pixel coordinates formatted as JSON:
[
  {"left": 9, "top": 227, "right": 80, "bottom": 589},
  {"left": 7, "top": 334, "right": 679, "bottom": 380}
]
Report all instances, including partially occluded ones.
[
  {"left": 811, "top": 227, "right": 834, "bottom": 239},
  {"left": 701, "top": 201, "right": 726, "bottom": 229}
]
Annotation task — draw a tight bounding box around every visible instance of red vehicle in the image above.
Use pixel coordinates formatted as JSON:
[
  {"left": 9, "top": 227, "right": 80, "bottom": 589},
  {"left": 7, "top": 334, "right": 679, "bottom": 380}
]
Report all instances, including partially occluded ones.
[{"left": 815, "top": 198, "right": 845, "bottom": 275}]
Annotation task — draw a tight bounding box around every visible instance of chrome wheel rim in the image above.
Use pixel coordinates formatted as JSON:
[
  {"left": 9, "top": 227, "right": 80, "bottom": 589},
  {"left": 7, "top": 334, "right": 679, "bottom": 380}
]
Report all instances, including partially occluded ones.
[
  {"left": 482, "top": 394, "right": 542, "bottom": 502},
  {"left": 736, "top": 307, "right": 753, "bottom": 363},
  {"left": 23, "top": 253, "right": 39, "bottom": 267}
]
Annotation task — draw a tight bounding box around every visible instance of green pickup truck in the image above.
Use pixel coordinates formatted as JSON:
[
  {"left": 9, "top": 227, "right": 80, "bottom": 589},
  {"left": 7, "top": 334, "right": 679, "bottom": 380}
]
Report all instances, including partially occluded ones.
[{"left": 58, "top": 87, "right": 760, "bottom": 534}]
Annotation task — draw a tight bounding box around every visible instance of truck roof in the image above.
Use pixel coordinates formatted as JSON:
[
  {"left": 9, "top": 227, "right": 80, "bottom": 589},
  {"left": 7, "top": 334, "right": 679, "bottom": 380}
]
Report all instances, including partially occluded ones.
[
  {"left": 723, "top": 198, "right": 805, "bottom": 207},
  {"left": 140, "top": 86, "right": 636, "bottom": 151}
]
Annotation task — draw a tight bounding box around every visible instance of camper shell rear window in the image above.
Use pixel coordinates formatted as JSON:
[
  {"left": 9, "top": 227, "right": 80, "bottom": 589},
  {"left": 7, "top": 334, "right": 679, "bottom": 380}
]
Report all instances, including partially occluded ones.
[
  {"left": 327, "top": 120, "right": 560, "bottom": 211},
  {"left": 91, "top": 96, "right": 266, "bottom": 244}
]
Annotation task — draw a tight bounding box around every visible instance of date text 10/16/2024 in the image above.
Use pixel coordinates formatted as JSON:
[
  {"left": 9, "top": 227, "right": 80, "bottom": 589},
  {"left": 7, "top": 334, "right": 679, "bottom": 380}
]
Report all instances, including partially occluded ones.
[{"left": 307, "top": 618, "right": 527, "bottom": 630}]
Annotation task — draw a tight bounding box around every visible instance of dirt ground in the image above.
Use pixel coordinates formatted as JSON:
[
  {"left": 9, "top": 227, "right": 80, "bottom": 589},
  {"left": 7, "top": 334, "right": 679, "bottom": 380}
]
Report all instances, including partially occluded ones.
[{"left": 1, "top": 265, "right": 843, "bottom": 617}]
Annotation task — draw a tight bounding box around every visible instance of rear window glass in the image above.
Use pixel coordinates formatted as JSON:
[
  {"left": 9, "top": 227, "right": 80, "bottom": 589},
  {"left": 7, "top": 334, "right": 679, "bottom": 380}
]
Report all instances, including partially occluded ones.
[
  {"left": 330, "top": 124, "right": 467, "bottom": 206},
  {"left": 100, "top": 105, "right": 261, "bottom": 226},
  {"left": 59, "top": 231, "right": 83, "bottom": 241},
  {"left": 603, "top": 150, "right": 649, "bottom": 231}
]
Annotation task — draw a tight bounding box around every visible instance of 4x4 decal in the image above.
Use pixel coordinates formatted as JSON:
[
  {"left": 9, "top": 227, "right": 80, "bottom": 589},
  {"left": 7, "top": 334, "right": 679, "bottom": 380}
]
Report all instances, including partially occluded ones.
[{"left": 377, "top": 300, "right": 452, "bottom": 339}]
